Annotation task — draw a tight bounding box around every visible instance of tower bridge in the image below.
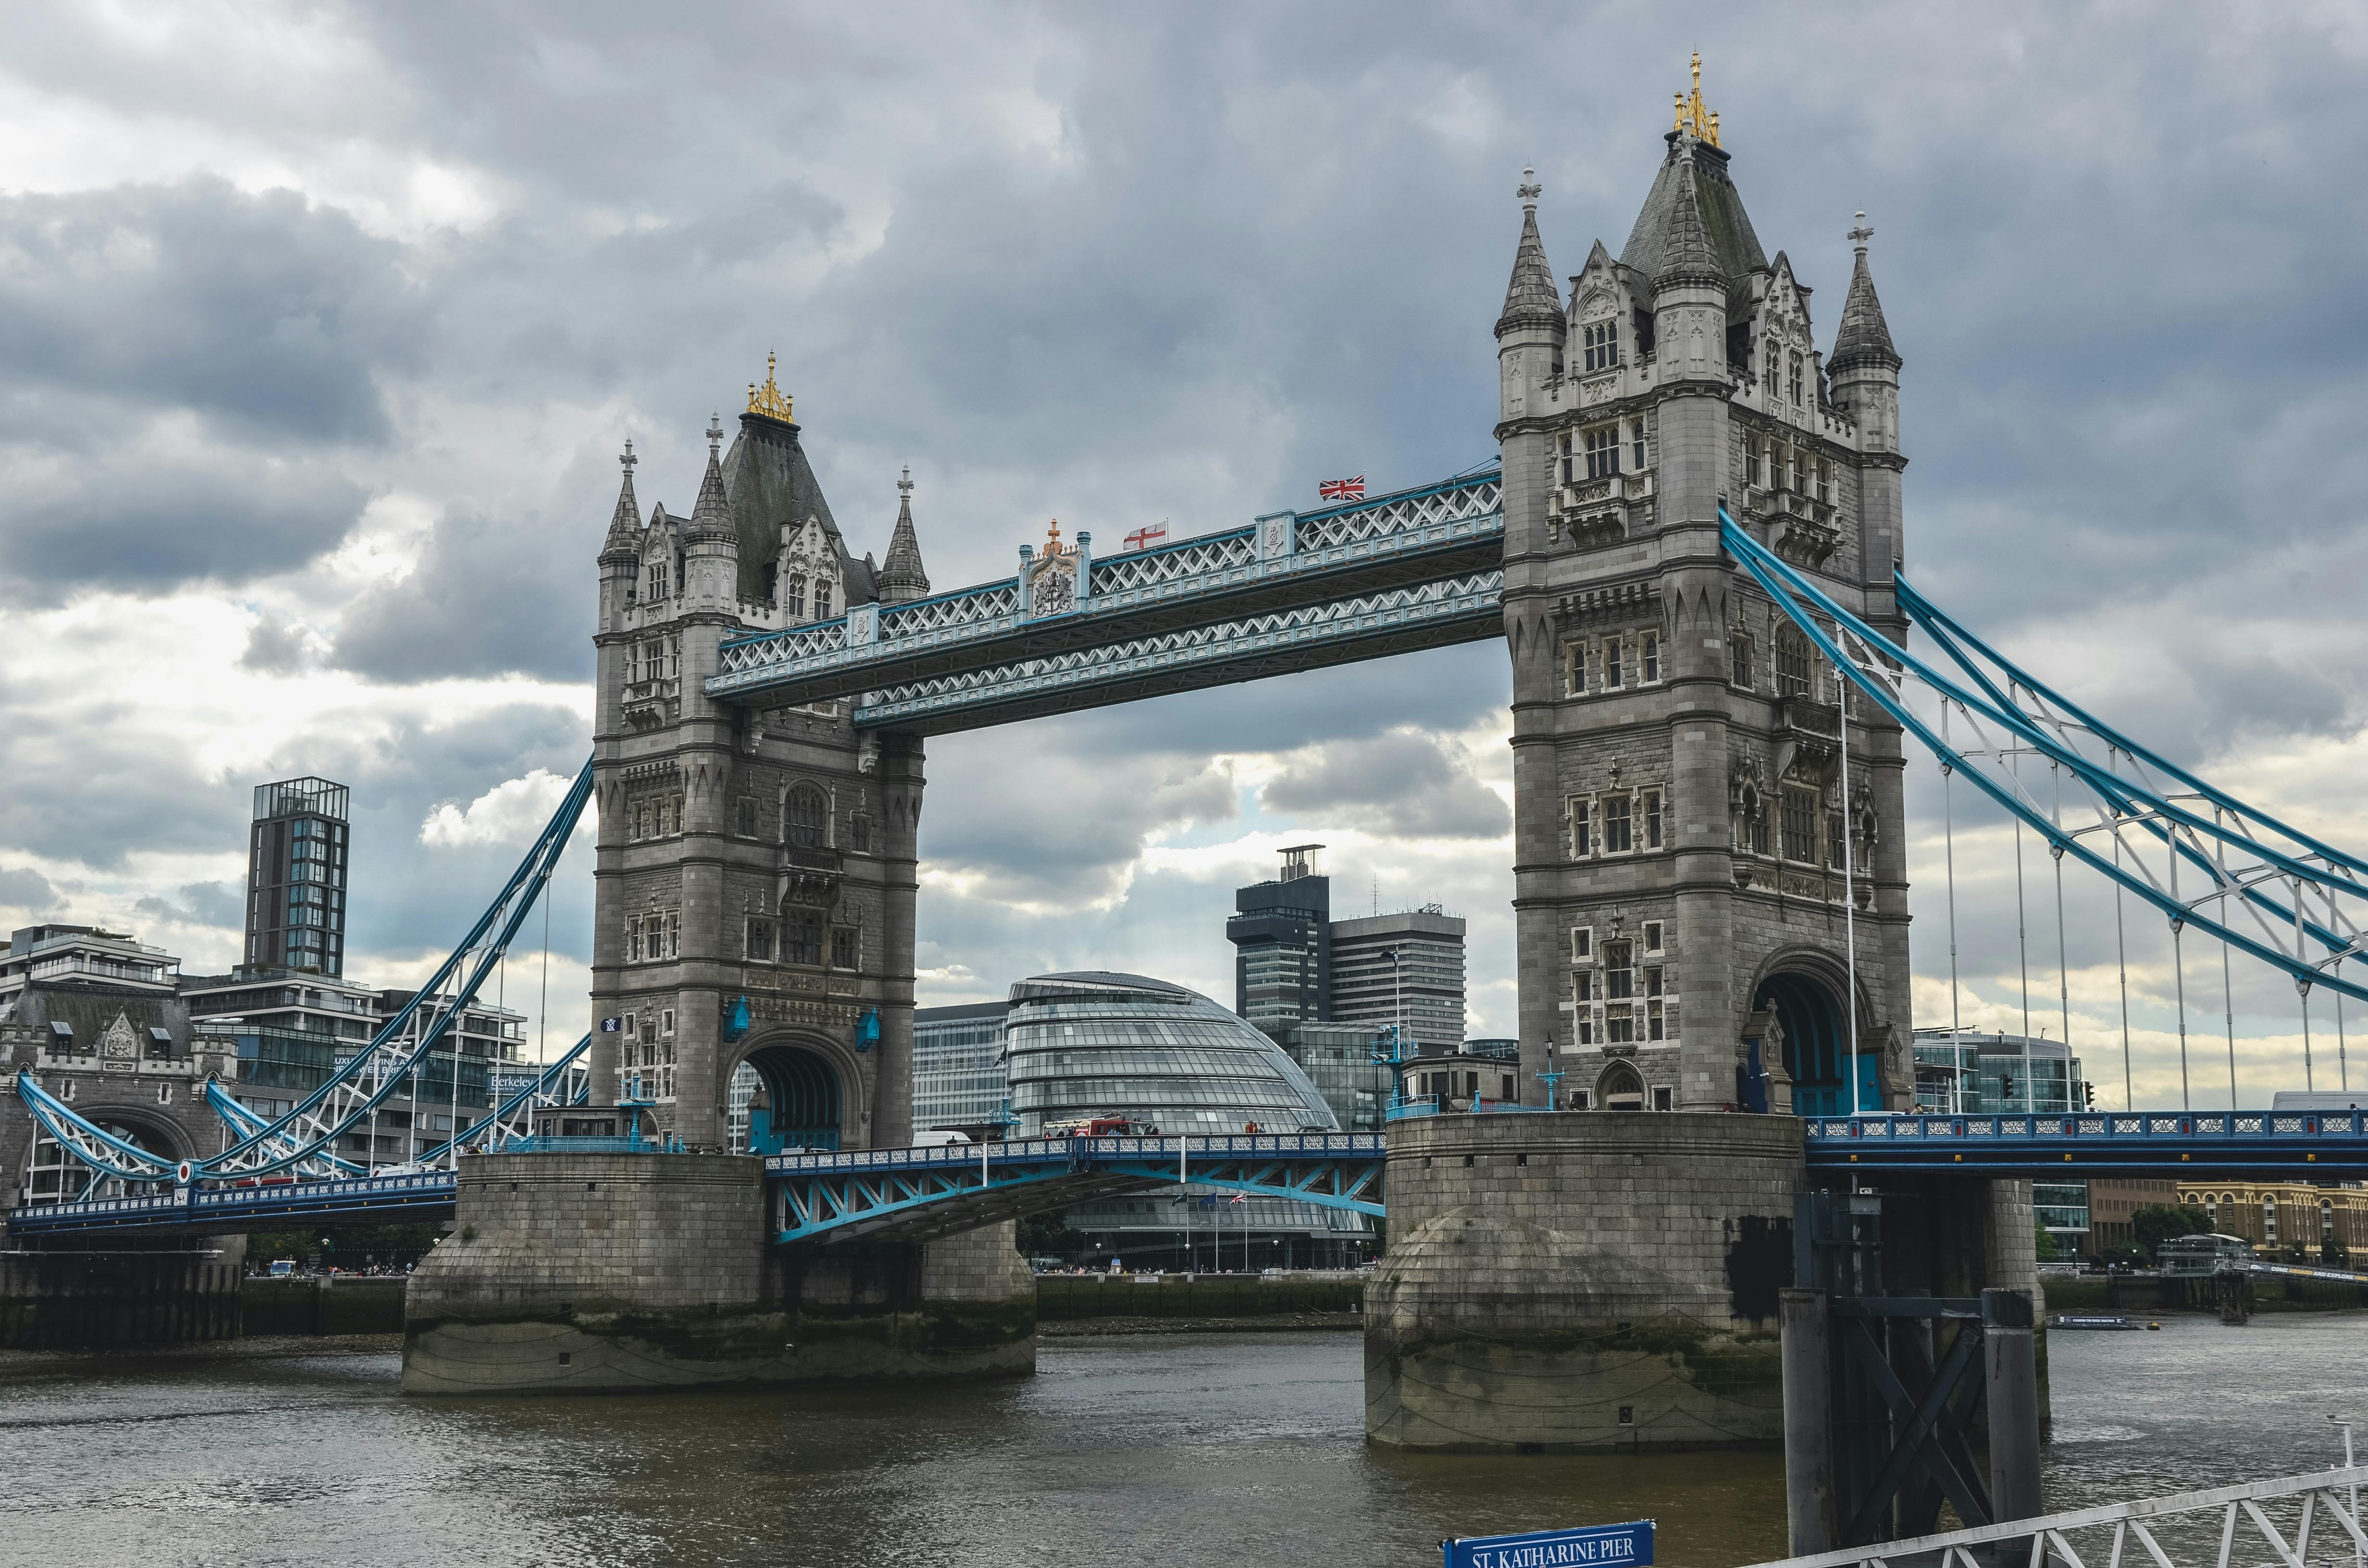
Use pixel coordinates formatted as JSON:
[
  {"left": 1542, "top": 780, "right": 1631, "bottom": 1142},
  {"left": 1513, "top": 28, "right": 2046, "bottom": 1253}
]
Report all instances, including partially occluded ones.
[{"left": 10, "top": 62, "right": 2366, "bottom": 1522}]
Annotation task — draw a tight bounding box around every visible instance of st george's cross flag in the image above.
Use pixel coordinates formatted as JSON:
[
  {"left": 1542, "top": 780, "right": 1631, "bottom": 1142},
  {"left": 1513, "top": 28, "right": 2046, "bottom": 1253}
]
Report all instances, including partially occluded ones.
[{"left": 1319, "top": 475, "right": 1366, "bottom": 501}]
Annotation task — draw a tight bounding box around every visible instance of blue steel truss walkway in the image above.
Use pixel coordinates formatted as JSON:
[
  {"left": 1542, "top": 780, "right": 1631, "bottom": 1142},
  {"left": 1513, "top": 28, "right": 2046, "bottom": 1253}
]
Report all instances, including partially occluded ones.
[
  {"left": 767, "top": 1133, "right": 1386, "bottom": 1246},
  {"left": 1802, "top": 1110, "right": 2368, "bottom": 1176},
  {"left": 707, "top": 472, "right": 1504, "bottom": 734}
]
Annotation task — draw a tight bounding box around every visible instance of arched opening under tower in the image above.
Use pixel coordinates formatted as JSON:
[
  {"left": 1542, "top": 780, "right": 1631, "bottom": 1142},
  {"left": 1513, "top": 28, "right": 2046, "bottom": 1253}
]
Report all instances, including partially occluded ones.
[
  {"left": 1755, "top": 970, "right": 1873, "bottom": 1117},
  {"left": 1595, "top": 1060, "right": 1646, "bottom": 1111},
  {"left": 740, "top": 1043, "right": 842, "bottom": 1154}
]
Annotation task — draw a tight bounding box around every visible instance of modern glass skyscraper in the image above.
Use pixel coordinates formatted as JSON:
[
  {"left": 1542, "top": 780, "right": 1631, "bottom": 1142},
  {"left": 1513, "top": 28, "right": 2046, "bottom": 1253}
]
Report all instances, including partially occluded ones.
[
  {"left": 244, "top": 777, "right": 350, "bottom": 977},
  {"left": 913, "top": 999, "right": 1012, "bottom": 1136}
]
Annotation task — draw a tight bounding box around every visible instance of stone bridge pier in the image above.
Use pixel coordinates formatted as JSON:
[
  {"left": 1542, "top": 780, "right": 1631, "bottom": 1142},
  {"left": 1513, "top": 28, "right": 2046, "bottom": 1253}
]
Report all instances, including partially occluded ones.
[
  {"left": 403, "top": 1153, "right": 1034, "bottom": 1395},
  {"left": 1363, "top": 1112, "right": 2041, "bottom": 1452}
]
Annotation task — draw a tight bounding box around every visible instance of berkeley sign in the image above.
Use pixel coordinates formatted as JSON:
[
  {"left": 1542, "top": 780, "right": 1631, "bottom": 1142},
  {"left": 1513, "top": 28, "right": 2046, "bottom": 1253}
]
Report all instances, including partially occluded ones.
[{"left": 1444, "top": 1519, "right": 1654, "bottom": 1568}]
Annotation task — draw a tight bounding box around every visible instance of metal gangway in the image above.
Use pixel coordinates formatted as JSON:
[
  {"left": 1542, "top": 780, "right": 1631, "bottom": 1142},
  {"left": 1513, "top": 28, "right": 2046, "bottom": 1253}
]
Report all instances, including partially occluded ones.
[{"left": 1742, "top": 1467, "right": 2368, "bottom": 1568}]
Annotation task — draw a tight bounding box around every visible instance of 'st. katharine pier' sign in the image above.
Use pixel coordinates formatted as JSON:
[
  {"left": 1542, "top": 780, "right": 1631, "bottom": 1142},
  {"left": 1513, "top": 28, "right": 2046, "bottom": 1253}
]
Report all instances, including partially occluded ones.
[{"left": 1443, "top": 1519, "right": 1654, "bottom": 1568}]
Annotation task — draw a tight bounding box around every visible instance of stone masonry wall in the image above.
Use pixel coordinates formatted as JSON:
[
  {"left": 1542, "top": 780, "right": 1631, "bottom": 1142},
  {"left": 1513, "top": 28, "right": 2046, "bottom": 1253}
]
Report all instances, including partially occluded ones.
[{"left": 1368, "top": 1111, "right": 1803, "bottom": 1451}]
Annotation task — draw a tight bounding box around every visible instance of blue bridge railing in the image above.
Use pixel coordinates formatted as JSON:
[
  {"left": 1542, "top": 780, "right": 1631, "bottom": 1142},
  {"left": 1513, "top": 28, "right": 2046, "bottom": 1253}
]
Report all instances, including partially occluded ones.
[
  {"left": 1803, "top": 1110, "right": 2368, "bottom": 1173},
  {"left": 7, "top": 1170, "right": 460, "bottom": 1236}
]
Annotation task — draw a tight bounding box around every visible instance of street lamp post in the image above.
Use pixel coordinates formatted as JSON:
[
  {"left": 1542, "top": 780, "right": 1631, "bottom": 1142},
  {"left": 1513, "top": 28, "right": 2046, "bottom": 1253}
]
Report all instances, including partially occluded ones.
[{"left": 1537, "top": 1034, "right": 1565, "bottom": 1109}]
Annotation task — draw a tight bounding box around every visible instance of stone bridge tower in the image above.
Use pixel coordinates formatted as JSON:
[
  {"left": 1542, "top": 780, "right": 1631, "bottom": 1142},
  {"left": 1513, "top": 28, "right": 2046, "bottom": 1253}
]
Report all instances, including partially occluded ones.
[
  {"left": 588, "top": 363, "right": 929, "bottom": 1154},
  {"left": 1496, "top": 69, "right": 1911, "bottom": 1118}
]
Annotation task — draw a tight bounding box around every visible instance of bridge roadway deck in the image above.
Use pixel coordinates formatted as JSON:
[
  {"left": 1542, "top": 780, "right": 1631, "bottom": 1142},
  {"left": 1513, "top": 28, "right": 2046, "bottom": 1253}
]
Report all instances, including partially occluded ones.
[{"left": 18, "top": 1114, "right": 2368, "bottom": 1241}]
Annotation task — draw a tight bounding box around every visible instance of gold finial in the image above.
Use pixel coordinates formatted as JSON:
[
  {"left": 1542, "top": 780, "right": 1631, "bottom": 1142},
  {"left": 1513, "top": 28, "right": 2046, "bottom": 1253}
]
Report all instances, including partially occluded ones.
[
  {"left": 747, "top": 350, "right": 794, "bottom": 422},
  {"left": 1676, "top": 52, "right": 1720, "bottom": 147},
  {"left": 1044, "top": 517, "right": 1068, "bottom": 556}
]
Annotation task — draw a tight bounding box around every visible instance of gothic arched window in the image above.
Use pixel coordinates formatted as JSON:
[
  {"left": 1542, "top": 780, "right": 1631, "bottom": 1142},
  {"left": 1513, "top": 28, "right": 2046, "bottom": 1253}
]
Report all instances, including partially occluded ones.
[
  {"left": 785, "top": 784, "right": 829, "bottom": 849},
  {"left": 1775, "top": 624, "right": 1812, "bottom": 698},
  {"left": 1788, "top": 352, "right": 1804, "bottom": 406},
  {"left": 815, "top": 581, "right": 833, "bottom": 619},
  {"left": 783, "top": 576, "right": 807, "bottom": 619}
]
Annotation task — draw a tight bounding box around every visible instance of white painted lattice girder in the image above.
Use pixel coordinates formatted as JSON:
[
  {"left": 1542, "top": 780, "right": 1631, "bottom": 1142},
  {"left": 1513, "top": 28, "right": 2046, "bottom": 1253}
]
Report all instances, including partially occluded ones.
[
  {"left": 853, "top": 570, "right": 1503, "bottom": 725},
  {"left": 707, "top": 472, "right": 1502, "bottom": 700}
]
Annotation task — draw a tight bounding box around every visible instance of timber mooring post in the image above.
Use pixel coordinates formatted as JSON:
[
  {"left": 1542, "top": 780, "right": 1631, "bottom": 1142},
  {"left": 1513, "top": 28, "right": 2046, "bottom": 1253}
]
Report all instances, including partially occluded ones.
[
  {"left": 1983, "top": 1287, "right": 2042, "bottom": 1532},
  {"left": 1781, "top": 1286, "right": 1837, "bottom": 1556}
]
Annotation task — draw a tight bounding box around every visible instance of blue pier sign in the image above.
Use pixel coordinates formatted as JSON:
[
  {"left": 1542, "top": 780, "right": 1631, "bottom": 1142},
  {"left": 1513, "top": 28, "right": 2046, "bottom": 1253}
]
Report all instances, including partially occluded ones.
[{"left": 1444, "top": 1519, "right": 1654, "bottom": 1568}]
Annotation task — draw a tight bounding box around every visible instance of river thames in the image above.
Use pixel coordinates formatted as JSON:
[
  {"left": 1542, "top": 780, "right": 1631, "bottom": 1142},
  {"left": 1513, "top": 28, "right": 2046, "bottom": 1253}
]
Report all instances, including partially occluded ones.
[{"left": 4, "top": 1314, "right": 2366, "bottom": 1567}]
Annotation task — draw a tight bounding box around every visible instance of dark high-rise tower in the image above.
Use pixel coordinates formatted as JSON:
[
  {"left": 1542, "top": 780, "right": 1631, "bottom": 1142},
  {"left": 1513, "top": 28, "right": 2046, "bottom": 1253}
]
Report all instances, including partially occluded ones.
[
  {"left": 1226, "top": 845, "right": 1331, "bottom": 1037},
  {"left": 245, "top": 777, "right": 350, "bottom": 976}
]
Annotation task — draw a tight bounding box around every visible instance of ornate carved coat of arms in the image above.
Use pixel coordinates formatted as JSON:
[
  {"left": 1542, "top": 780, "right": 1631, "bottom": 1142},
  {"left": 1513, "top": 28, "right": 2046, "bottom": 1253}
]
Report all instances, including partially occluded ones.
[{"left": 98, "top": 1009, "right": 139, "bottom": 1072}]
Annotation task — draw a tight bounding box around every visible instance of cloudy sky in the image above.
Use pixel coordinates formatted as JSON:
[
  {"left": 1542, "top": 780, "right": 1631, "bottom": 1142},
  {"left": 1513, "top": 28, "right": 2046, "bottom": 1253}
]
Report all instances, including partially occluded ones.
[{"left": 2, "top": 3, "right": 2364, "bottom": 1105}]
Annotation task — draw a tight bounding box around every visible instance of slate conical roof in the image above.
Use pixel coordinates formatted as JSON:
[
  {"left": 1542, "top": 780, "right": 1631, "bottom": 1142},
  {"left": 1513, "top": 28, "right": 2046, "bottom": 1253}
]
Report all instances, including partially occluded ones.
[
  {"left": 1620, "top": 135, "right": 1766, "bottom": 282},
  {"left": 1829, "top": 245, "right": 1901, "bottom": 372},
  {"left": 876, "top": 467, "right": 931, "bottom": 604},
  {"left": 599, "top": 441, "right": 642, "bottom": 562},
  {"left": 1653, "top": 148, "right": 1727, "bottom": 291},
  {"left": 1494, "top": 171, "right": 1564, "bottom": 339},
  {"left": 684, "top": 422, "right": 736, "bottom": 545}
]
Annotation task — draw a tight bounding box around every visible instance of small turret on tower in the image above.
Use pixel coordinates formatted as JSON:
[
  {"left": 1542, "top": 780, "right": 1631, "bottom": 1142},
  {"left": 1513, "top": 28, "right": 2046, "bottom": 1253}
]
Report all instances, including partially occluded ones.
[
  {"left": 876, "top": 466, "right": 931, "bottom": 605},
  {"left": 682, "top": 415, "right": 740, "bottom": 609},
  {"left": 1828, "top": 212, "right": 1903, "bottom": 457},
  {"left": 1495, "top": 167, "right": 1565, "bottom": 427},
  {"left": 601, "top": 439, "right": 642, "bottom": 564}
]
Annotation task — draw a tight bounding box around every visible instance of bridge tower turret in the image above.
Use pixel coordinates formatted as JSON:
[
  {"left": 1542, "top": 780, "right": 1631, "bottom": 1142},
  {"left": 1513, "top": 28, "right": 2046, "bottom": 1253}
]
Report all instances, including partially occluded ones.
[
  {"left": 585, "top": 370, "right": 922, "bottom": 1156},
  {"left": 1495, "top": 62, "right": 1912, "bottom": 1120}
]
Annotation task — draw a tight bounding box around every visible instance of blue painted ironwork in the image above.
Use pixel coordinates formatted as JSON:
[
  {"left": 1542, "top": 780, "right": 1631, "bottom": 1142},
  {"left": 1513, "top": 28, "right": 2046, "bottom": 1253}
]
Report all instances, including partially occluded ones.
[
  {"left": 12, "top": 758, "right": 596, "bottom": 1187},
  {"left": 412, "top": 1033, "right": 593, "bottom": 1164},
  {"left": 1803, "top": 1109, "right": 2368, "bottom": 1174},
  {"left": 1722, "top": 512, "right": 2368, "bottom": 1004},
  {"left": 705, "top": 471, "right": 1504, "bottom": 715},
  {"left": 766, "top": 1133, "right": 1384, "bottom": 1245},
  {"left": 5, "top": 1170, "right": 460, "bottom": 1237}
]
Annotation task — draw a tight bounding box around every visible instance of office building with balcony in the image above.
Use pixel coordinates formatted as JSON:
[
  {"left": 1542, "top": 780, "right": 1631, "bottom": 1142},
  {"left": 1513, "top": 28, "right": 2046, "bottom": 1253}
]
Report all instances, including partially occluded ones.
[
  {"left": 182, "top": 969, "right": 525, "bottom": 1167},
  {"left": 1003, "top": 970, "right": 1371, "bottom": 1268},
  {"left": 244, "top": 776, "right": 351, "bottom": 977}
]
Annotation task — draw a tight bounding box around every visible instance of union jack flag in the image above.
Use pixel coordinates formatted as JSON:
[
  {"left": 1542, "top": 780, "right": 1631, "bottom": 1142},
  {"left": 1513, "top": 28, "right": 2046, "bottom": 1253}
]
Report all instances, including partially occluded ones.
[{"left": 1319, "top": 475, "right": 1365, "bottom": 501}]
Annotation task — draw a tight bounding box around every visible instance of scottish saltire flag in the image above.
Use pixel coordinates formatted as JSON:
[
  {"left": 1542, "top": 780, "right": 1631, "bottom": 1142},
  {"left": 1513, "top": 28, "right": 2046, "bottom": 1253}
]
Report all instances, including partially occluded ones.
[{"left": 1319, "top": 475, "right": 1365, "bottom": 500}]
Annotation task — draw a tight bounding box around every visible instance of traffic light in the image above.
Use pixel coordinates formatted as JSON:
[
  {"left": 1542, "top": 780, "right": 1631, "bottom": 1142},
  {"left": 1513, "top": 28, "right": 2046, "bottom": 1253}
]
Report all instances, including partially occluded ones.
[{"left": 2082, "top": 1081, "right": 2096, "bottom": 1109}]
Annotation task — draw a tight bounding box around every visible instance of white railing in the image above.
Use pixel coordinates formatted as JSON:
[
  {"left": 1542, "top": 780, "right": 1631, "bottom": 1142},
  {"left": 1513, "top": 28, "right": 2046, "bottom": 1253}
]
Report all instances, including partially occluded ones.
[{"left": 1741, "top": 1467, "right": 2368, "bottom": 1568}]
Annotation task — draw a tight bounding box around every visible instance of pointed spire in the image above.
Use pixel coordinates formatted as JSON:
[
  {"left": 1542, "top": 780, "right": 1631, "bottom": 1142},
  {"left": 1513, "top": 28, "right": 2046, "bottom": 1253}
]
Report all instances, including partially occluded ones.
[
  {"left": 685, "top": 413, "right": 736, "bottom": 543},
  {"left": 1495, "top": 167, "right": 1564, "bottom": 340},
  {"left": 600, "top": 439, "right": 642, "bottom": 560},
  {"left": 1654, "top": 144, "right": 1725, "bottom": 291},
  {"left": 1830, "top": 212, "right": 1901, "bottom": 372},
  {"left": 876, "top": 465, "right": 931, "bottom": 604}
]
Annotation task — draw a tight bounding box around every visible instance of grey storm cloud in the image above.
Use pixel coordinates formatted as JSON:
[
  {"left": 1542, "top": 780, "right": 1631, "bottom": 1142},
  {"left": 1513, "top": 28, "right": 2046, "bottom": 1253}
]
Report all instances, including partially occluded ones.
[
  {"left": 0, "top": 867, "right": 60, "bottom": 912},
  {"left": 2, "top": 3, "right": 2367, "bottom": 1048},
  {"left": 1260, "top": 730, "right": 1508, "bottom": 841},
  {"left": 135, "top": 880, "right": 244, "bottom": 931},
  {"left": 330, "top": 503, "right": 592, "bottom": 684},
  {"left": 0, "top": 450, "right": 370, "bottom": 602},
  {"left": 0, "top": 178, "right": 418, "bottom": 446}
]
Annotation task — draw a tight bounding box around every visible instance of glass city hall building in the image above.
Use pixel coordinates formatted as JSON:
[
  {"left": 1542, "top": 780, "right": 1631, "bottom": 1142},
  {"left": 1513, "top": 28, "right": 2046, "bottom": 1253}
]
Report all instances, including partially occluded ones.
[{"left": 1004, "top": 971, "right": 1373, "bottom": 1269}]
